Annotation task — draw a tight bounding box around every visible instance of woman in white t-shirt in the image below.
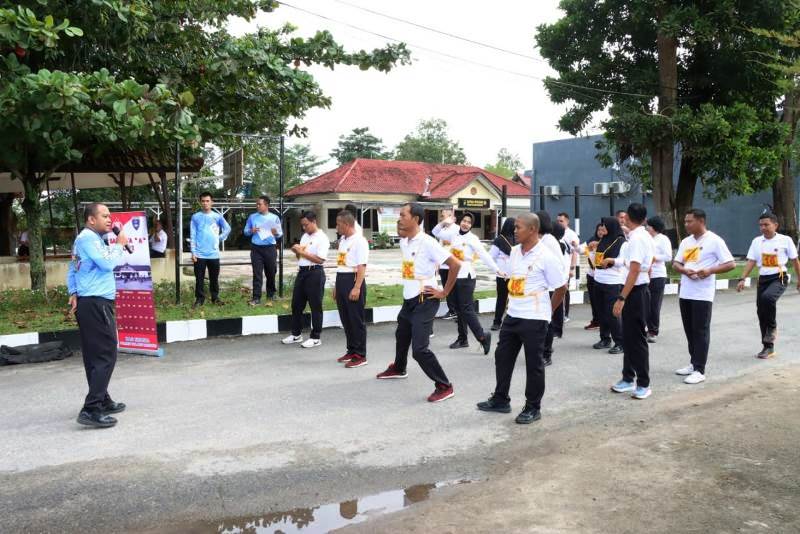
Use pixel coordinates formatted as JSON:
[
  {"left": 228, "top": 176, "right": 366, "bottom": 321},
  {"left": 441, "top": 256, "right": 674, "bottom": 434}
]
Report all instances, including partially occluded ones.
[
  {"left": 645, "top": 216, "right": 672, "bottom": 342},
  {"left": 594, "top": 216, "right": 626, "bottom": 354}
]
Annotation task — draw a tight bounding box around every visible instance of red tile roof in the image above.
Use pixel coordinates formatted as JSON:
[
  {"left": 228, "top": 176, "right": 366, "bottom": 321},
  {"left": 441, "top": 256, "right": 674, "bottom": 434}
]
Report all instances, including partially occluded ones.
[{"left": 285, "top": 159, "right": 530, "bottom": 199}]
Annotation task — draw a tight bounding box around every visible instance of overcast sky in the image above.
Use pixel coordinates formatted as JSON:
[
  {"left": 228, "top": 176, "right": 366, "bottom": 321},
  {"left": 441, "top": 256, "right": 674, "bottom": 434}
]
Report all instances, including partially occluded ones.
[{"left": 229, "top": 0, "right": 603, "bottom": 173}]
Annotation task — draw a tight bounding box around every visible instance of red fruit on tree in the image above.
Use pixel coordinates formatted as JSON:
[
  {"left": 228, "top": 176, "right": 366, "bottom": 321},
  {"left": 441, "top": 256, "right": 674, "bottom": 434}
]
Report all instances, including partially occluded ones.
[{"left": 15, "top": 45, "right": 26, "bottom": 58}]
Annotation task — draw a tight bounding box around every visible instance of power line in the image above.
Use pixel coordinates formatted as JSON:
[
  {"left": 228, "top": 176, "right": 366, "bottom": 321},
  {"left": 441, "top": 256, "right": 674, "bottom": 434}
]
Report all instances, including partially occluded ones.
[
  {"left": 331, "top": 0, "right": 545, "bottom": 63},
  {"left": 277, "top": 1, "right": 657, "bottom": 100}
]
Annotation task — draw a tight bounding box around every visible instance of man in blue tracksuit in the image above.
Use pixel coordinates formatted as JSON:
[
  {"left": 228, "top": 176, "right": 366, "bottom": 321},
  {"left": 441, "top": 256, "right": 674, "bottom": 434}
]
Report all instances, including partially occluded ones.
[
  {"left": 67, "top": 203, "right": 129, "bottom": 428},
  {"left": 190, "top": 191, "right": 231, "bottom": 307},
  {"left": 243, "top": 195, "right": 283, "bottom": 304}
]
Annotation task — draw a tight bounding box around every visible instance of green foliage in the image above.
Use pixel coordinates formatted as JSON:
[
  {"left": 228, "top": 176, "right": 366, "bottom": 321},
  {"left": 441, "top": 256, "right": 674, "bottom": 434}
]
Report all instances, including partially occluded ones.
[
  {"left": 240, "top": 139, "right": 327, "bottom": 199},
  {"left": 484, "top": 148, "right": 523, "bottom": 178},
  {"left": 394, "top": 118, "right": 467, "bottom": 165},
  {"left": 371, "top": 231, "right": 395, "bottom": 249},
  {"left": 330, "top": 126, "right": 392, "bottom": 165}
]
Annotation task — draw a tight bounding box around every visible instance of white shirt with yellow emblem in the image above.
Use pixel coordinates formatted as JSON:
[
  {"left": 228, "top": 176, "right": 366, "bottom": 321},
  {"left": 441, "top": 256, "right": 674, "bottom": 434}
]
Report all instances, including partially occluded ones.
[
  {"left": 746, "top": 233, "right": 798, "bottom": 277},
  {"left": 298, "top": 230, "right": 330, "bottom": 268},
  {"left": 674, "top": 231, "right": 733, "bottom": 302},
  {"left": 400, "top": 231, "right": 451, "bottom": 300},
  {"left": 336, "top": 232, "right": 369, "bottom": 273},
  {"left": 449, "top": 231, "right": 499, "bottom": 279},
  {"left": 506, "top": 242, "right": 567, "bottom": 321}
]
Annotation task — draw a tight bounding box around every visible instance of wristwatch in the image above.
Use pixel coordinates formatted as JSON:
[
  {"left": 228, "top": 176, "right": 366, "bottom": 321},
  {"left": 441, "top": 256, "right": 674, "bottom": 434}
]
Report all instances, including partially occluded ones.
[{"left": 616, "top": 295, "right": 626, "bottom": 302}]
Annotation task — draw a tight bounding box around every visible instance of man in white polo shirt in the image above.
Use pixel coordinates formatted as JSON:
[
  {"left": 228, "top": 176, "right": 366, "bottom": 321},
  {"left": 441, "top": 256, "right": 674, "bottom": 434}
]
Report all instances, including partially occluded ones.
[
  {"left": 376, "top": 203, "right": 461, "bottom": 403},
  {"left": 610, "top": 203, "right": 655, "bottom": 400},
  {"left": 333, "top": 210, "right": 370, "bottom": 368},
  {"left": 672, "top": 208, "right": 735, "bottom": 384},
  {"left": 736, "top": 212, "right": 800, "bottom": 359},
  {"left": 476, "top": 212, "right": 567, "bottom": 424}
]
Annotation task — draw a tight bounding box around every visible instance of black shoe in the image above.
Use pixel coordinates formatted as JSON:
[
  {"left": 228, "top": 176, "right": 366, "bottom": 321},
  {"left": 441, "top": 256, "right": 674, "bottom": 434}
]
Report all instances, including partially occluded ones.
[
  {"left": 476, "top": 398, "right": 512, "bottom": 413},
  {"left": 480, "top": 332, "right": 492, "bottom": 355},
  {"left": 212, "top": 299, "right": 224, "bottom": 306},
  {"left": 101, "top": 401, "right": 126, "bottom": 414},
  {"left": 646, "top": 334, "right": 657, "bottom": 343},
  {"left": 490, "top": 323, "right": 501, "bottom": 331},
  {"left": 443, "top": 311, "right": 458, "bottom": 320},
  {"left": 248, "top": 299, "right": 261, "bottom": 306},
  {"left": 543, "top": 357, "right": 552, "bottom": 367},
  {"left": 449, "top": 339, "right": 469, "bottom": 349},
  {"left": 593, "top": 340, "right": 612, "bottom": 350},
  {"left": 191, "top": 300, "right": 204, "bottom": 309},
  {"left": 608, "top": 345, "right": 624, "bottom": 355},
  {"left": 515, "top": 405, "right": 541, "bottom": 424},
  {"left": 756, "top": 346, "right": 776, "bottom": 359},
  {"left": 77, "top": 410, "right": 117, "bottom": 428}
]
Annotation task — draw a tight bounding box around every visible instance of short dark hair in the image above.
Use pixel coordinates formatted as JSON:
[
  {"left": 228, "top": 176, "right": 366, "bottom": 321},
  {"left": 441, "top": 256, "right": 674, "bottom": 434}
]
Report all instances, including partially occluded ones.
[
  {"left": 685, "top": 208, "right": 706, "bottom": 221},
  {"left": 460, "top": 211, "right": 474, "bottom": 223},
  {"left": 647, "top": 216, "right": 665, "bottom": 233},
  {"left": 344, "top": 203, "right": 358, "bottom": 217},
  {"left": 626, "top": 203, "right": 647, "bottom": 224},
  {"left": 258, "top": 195, "right": 270, "bottom": 205},
  {"left": 337, "top": 210, "right": 355, "bottom": 226},
  {"left": 301, "top": 210, "right": 317, "bottom": 223},
  {"left": 83, "top": 202, "right": 103, "bottom": 222},
  {"left": 557, "top": 212, "right": 570, "bottom": 220},
  {"left": 199, "top": 191, "right": 212, "bottom": 200},
  {"left": 615, "top": 210, "right": 626, "bottom": 216},
  {"left": 759, "top": 212, "right": 778, "bottom": 224},
  {"left": 403, "top": 202, "right": 425, "bottom": 225}
]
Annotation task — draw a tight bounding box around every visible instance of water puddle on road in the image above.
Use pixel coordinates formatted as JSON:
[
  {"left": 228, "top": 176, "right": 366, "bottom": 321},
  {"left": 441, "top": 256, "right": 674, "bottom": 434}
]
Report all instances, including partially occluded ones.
[{"left": 207, "top": 479, "right": 472, "bottom": 533}]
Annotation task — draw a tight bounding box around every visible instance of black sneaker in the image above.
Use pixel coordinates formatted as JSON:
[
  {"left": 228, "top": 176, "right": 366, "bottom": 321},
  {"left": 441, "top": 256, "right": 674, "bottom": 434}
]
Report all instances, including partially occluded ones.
[
  {"left": 756, "top": 346, "right": 776, "bottom": 359},
  {"left": 646, "top": 334, "right": 657, "bottom": 343},
  {"left": 248, "top": 299, "right": 261, "bottom": 306},
  {"left": 443, "top": 311, "right": 458, "bottom": 320},
  {"left": 476, "top": 398, "right": 511, "bottom": 413},
  {"left": 608, "top": 345, "right": 624, "bottom": 355},
  {"left": 449, "top": 339, "right": 469, "bottom": 349},
  {"left": 77, "top": 410, "right": 117, "bottom": 428},
  {"left": 212, "top": 299, "right": 224, "bottom": 306},
  {"left": 515, "top": 404, "right": 541, "bottom": 424},
  {"left": 543, "top": 357, "right": 552, "bottom": 367},
  {"left": 490, "top": 323, "right": 501, "bottom": 331},
  {"left": 480, "top": 332, "right": 492, "bottom": 355},
  {"left": 101, "top": 401, "right": 126, "bottom": 414},
  {"left": 593, "top": 339, "right": 612, "bottom": 350}
]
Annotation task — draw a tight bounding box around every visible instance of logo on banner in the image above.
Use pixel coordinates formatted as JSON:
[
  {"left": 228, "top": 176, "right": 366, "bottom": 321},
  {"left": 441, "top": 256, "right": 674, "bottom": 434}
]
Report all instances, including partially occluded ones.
[{"left": 132, "top": 217, "right": 140, "bottom": 231}]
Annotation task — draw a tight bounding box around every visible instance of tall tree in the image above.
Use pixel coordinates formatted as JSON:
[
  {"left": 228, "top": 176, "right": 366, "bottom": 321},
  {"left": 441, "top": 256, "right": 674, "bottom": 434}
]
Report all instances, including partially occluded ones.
[
  {"left": 0, "top": 1, "right": 409, "bottom": 291},
  {"left": 485, "top": 148, "right": 523, "bottom": 178},
  {"left": 394, "top": 118, "right": 467, "bottom": 165},
  {"left": 536, "top": 0, "right": 790, "bottom": 235},
  {"left": 330, "top": 127, "right": 392, "bottom": 165}
]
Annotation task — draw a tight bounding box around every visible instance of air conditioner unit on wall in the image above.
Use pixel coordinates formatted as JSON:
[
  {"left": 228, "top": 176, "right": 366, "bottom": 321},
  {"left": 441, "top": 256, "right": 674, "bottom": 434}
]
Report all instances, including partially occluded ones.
[
  {"left": 594, "top": 182, "right": 610, "bottom": 195},
  {"left": 609, "top": 181, "right": 630, "bottom": 194},
  {"left": 543, "top": 185, "right": 560, "bottom": 198}
]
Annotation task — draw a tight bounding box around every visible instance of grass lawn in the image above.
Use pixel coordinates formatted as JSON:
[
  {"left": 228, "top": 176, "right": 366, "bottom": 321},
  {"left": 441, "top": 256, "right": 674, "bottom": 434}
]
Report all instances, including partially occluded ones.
[{"left": 0, "top": 281, "right": 495, "bottom": 335}]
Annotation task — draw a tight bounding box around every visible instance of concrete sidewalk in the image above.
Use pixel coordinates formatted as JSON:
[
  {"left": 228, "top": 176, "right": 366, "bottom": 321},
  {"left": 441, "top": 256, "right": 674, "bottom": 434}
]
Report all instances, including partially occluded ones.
[{"left": 0, "top": 290, "right": 797, "bottom": 533}]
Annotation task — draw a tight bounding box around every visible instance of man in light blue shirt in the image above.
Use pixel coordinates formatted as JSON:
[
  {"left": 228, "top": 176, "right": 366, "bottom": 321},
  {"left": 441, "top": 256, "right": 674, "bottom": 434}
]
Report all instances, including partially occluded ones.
[
  {"left": 190, "top": 191, "right": 231, "bottom": 307},
  {"left": 244, "top": 195, "right": 283, "bottom": 304},
  {"left": 67, "top": 203, "right": 129, "bottom": 429}
]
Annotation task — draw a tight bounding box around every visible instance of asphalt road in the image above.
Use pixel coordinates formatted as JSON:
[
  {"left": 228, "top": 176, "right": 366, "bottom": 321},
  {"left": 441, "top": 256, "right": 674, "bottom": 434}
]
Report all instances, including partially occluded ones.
[{"left": 0, "top": 289, "right": 797, "bottom": 533}]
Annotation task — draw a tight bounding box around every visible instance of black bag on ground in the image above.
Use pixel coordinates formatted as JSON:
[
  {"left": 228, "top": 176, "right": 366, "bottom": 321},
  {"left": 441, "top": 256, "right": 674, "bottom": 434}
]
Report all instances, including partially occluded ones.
[{"left": 0, "top": 341, "right": 73, "bottom": 366}]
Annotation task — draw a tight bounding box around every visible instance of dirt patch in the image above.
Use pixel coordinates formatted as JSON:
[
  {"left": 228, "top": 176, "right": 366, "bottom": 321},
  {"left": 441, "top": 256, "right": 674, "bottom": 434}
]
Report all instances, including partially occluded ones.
[{"left": 344, "top": 366, "right": 800, "bottom": 534}]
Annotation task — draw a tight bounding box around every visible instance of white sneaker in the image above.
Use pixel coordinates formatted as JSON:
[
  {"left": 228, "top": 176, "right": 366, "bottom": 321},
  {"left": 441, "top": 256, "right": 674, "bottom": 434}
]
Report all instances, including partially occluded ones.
[
  {"left": 684, "top": 371, "right": 706, "bottom": 384},
  {"left": 301, "top": 338, "right": 322, "bottom": 348},
  {"left": 281, "top": 334, "right": 302, "bottom": 344},
  {"left": 675, "top": 364, "right": 694, "bottom": 376}
]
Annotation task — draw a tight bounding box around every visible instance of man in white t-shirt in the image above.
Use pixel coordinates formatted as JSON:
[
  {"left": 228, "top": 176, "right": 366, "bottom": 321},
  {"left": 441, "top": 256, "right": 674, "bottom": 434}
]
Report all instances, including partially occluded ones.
[
  {"left": 149, "top": 219, "right": 168, "bottom": 258},
  {"left": 476, "top": 213, "right": 567, "bottom": 424},
  {"left": 447, "top": 212, "right": 501, "bottom": 354},
  {"left": 282, "top": 211, "right": 330, "bottom": 349},
  {"left": 610, "top": 203, "right": 655, "bottom": 400},
  {"left": 556, "top": 212, "right": 579, "bottom": 321},
  {"left": 333, "top": 210, "right": 370, "bottom": 368},
  {"left": 432, "top": 209, "right": 459, "bottom": 319},
  {"left": 672, "top": 208, "right": 735, "bottom": 384},
  {"left": 736, "top": 212, "right": 800, "bottom": 359},
  {"left": 376, "top": 203, "right": 461, "bottom": 403}
]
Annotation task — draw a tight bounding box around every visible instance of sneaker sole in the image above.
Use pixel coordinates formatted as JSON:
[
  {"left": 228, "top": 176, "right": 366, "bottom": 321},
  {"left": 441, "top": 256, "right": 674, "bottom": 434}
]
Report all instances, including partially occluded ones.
[
  {"left": 684, "top": 378, "right": 706, "bottom": 384},
  {"left": 428, "top": 391, "right": 455, "bottom": 403},
  {"left": 282, "top": 339, "right": 303, "bottom": 345},
  {"left": 377, "top": 374, "right": 408, "bottom": 379},
  {"left": 345, "top": 361, "right": 368, "bottom": 368},
  {"left": 301, "top": 343, "right": 321, "bottom": 348},
  {"left": 610, "top": 386, "right": 635, "bottom": 394},
  {"left": 477, "top": 405, "right": 512, "bottom": 413},
  {"left": 757, "top": 352, "right": 776, "bottom": 359},
  {"left": 632, "top": 391, "right": 652, "bottom": 399},
  {"left": 76, "top": 417, "right": 116, "bottom": 428}
]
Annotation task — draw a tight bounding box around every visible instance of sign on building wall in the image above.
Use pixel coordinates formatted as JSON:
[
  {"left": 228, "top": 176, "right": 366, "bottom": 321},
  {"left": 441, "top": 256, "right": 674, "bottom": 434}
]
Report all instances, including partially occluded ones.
[
  {"left": 458, "top": 198, "right": 490, "bottom": 209},
  {"left": 377, "top": 207, "right": 401, "bottom": 236}
]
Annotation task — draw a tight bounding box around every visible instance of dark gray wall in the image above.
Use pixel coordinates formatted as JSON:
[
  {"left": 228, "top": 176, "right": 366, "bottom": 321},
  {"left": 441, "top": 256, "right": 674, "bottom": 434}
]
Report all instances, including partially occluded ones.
[{"left": 531, "top": 135, "right": 797, "bottom": 255}]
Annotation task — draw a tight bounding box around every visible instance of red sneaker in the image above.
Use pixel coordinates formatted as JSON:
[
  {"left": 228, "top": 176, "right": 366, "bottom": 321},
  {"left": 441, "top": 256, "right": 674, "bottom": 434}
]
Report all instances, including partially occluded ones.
[
  {"left": 584, "top": 321, "right": 599, "bottom": 330},
  {"left": 337, "top": 353, "right": 354, "bottom": 363},
  {"left": 345, "top": 355, "right": 368, "bottom": 368},
  {"left": 376, "top": 363, "right": 407, "bottom": 379},
  {"left": 427, "top": 384, "right": 455, "bottom": 403}
]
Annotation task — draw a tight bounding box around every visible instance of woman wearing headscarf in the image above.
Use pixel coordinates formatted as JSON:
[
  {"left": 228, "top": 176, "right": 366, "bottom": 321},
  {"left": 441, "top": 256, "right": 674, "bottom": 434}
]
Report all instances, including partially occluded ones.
[
  {"left": 646, "top": 216, "right": 672, "bottom": 343},
  {"left": 537, "top": 210, "right": 569, "bottom": 367},
  {"left": 581, "top": 222, "right": 605, "bottom": 330},
  {"left": 489, "top": 217, "right": 516, "bottom": 330},
  {"left": 593, "top": 216, "right": 626, "bottom": 354}
]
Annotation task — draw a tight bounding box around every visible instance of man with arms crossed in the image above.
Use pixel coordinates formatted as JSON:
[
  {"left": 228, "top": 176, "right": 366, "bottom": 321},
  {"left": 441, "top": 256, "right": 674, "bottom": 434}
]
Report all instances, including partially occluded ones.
[
  {"left": 376, "top": 203, "right": 461, "bottom": 403},
  {"left": 672, "top": 209, "right": 735, "bottom": 384},
  {"left": 610, "top": 203, "right": 655, "bottom": 400},
  {"left": 737, "top": 212, "right": 800, "bottom": 359},
  {"left": 476, "top": 213, "right": 566, "bottom": 424},
  {"left": 333, "top": 210, "right": 370, "bottom": 368}
]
